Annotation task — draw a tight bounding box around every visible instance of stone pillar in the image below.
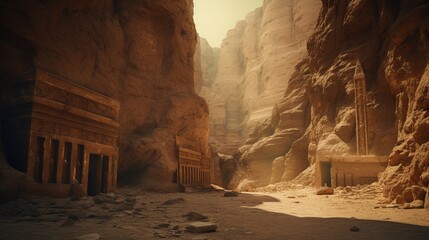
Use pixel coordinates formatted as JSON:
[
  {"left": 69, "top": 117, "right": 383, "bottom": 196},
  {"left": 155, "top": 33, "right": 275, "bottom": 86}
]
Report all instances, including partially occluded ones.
[
  {"left": 353, "top": 60, "right": 369, "bottom": 155},
  {"left": 56, "top": 140, "right": 65, "bottom": 184},
  {"left": 70, "top": 142, "right": 77, "bottom": 183}
]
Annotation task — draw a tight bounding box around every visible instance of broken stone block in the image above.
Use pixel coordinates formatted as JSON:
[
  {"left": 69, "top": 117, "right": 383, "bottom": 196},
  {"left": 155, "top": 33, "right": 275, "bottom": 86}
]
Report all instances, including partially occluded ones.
[
  {"left": 186, "top": 222, "right": 217, "bottom": 233},
  {"left": 183, "top": 211, "right": 208, "bottom": 221},
  {"left": 224, "top": 191, "right": 239, "bottom": 197},
  {"left": 316, "top": 187, "right": 334, "bottom": 195}
]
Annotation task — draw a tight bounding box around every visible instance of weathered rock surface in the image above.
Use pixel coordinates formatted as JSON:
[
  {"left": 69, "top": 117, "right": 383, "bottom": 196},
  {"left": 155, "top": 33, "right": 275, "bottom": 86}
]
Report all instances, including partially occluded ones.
[
  {"left": 227, "top": 0, "right": 429, "bottom": 196},
  {"left": 0, "top": 0, "right": 208, "bottom": 192},
  {"left": 194, "top": 37, "right": 219, "bottom": 95},
  {"left": 308, "top": 0, "right": 429, "bottom": 203},
  {"left": 296, "top": 0, "right": 429, "bottom": 203},
  {"left": 196, "top": 0, "right": 321, "bottom": 155}
]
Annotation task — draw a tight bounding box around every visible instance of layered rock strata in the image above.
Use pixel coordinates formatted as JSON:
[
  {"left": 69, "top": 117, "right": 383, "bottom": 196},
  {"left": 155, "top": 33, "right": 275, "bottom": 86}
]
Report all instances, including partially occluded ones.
[
  {"left": 306, "top": 0, "right": 429, "bottom": 204},
  {"left": 197, "top": 0, "right": 321, "bottom": 155},
  {"left": 229, "top": 0, "right": 429, "bottom": 203}
]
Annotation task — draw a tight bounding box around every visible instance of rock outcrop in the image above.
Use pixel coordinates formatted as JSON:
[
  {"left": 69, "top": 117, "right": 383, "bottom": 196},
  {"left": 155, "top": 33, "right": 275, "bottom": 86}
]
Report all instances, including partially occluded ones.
[
  {"left": 306, "top": 0, "right": 429, "bottom": 204},
  {"left": 226, "top": 0, "right": 429, "bottom": 201},
  {"left": 0, "top": 0, "right": 208, "bottom": 192}
]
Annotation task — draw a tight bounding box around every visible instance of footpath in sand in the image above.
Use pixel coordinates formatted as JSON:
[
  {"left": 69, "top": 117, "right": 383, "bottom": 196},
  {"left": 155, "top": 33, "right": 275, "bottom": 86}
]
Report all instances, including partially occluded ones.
[{"left": 0, "top": 184, "right": 428, "bottom": 240}]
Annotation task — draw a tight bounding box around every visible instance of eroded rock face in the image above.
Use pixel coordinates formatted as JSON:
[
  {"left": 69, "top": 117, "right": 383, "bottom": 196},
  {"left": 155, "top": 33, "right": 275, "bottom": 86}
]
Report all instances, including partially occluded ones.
[
  {"left": 226, "top": 0, "right": 429, "bottom": 194},
  {"left": 0, "top": 0, "right": 208, "bottom": 192},
  {"left": 197, "top": 0, "right": 320, "bottom": 157},
  {"left": 194, "top": 37, "right": 219, "bottom": 95},
  {"left": 307, "top": 0, "right": 429, "bottom": 203}
]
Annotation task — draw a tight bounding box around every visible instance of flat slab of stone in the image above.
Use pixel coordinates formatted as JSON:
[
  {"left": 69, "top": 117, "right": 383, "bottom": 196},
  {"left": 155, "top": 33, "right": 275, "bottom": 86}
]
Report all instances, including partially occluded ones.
[{"left": 186, "top": 222, "right": 217, "bottom": 233}]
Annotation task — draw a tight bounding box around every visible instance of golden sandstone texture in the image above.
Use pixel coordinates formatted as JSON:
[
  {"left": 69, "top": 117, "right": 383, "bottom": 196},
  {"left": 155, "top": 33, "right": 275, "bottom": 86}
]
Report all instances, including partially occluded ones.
[
  {"left": 196, "top": 0, "right": 429, "bottom": 202},
  {"left": 0, "top": 0, "right": 209, "bottom": 193},
  {"left": 306, "top": 0, "right": 429, "bottom": 204}
]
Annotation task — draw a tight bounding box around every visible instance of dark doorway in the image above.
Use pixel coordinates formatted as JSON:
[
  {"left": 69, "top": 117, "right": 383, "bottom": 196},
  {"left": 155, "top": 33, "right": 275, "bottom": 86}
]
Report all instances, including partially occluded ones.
[
  {"left": 87, "top": 154, "right": 108, "bottom": 196},
  {"left": 321, "top": 162, "right": 332, "bottom": 187}
]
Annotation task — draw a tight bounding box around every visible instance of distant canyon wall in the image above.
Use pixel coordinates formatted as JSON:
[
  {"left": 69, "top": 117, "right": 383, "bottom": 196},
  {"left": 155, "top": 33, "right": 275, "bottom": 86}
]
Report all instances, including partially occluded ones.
[
  {"left": 0, "top": 0, "right": 208, "bottom": 193},
  {"left": 195, "top": 0, "right": 321, "bottom": 154}
]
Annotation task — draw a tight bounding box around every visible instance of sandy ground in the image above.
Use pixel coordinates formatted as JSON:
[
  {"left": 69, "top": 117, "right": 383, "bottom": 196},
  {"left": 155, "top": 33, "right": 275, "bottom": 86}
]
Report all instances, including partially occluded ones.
[{"left": 0, "top": 186, "right": 428, "bottom": 240}]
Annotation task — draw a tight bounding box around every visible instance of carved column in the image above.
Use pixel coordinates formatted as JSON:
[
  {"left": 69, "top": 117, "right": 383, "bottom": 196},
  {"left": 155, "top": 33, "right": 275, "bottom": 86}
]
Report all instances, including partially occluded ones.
[
  {"left": 56, "top": 140, "right": 65, "bottom": 184},
  {"left": 353, "top": 60, "right": 369, "bottom": 155},
  {"left": 42, "top": 137, "right": 52, "bottom": 183}
]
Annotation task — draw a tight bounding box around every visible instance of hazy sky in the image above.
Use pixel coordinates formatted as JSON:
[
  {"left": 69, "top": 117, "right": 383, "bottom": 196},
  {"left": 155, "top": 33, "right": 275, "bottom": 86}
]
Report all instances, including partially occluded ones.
[{"left": 193, "top": 0, "right": 263, "bottom": 48}]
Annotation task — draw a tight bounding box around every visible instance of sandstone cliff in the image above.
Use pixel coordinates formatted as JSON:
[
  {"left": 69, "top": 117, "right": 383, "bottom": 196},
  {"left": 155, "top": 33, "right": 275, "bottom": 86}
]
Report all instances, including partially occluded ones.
[
  {"left": 0, "top": 0, "right": 208, "bottom": 192},
  {"left": 194, "top": 36, "right": 219, "bottom": 94},
  {"left": 229, "top": 0, "right": 429, "bottom": 204},
  {"left": 197, "top": 0, "right": 321, "bottom": 155},
  {"left": 305, "top": 0, "right": 429, "bottom": 204}
]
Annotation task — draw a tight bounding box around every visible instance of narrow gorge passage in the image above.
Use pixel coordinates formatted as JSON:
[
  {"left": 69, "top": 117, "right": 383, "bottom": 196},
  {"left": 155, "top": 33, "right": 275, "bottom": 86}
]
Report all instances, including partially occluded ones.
[{"left": 0, "top": 0, "right": 428, "bottom": 239}]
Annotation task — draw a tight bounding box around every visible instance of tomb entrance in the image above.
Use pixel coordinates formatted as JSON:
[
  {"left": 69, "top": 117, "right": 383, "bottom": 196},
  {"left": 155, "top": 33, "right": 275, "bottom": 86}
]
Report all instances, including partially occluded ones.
[{"left": 1, "top": 69, "right": 120, "bottom": 196}]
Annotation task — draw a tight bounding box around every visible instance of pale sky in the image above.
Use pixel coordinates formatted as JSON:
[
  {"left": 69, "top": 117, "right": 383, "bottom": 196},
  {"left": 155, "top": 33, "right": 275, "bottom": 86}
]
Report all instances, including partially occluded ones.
[{"left": 193, "top": 0, "right": 263, "bottom": 48}]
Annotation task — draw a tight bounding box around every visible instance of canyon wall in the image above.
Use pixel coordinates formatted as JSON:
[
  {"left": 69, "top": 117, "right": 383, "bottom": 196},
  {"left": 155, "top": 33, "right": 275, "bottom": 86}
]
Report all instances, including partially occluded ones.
[
  {"left": 304, "top": 0, "right": 429, "bottom": 203},
  {"left": 197, "top": 0, "right": 321, "bottom": 154},
  {"left": 0, "top": 0, "right": 208, "bottom": 193},
  {"left": 228, "top": 0, "right": 429, "bottom": 203}
]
